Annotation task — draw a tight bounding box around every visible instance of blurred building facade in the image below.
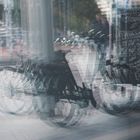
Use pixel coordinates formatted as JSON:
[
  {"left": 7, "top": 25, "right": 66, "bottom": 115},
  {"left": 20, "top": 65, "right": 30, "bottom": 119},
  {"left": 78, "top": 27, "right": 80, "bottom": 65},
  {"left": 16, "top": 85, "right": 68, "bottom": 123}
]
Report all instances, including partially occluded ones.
[
  {"left": 0, "top": 0, "right": 55, "bottom": 62},
  {"left": 96, "top": 0, "right": 140, "bottom": 60}
]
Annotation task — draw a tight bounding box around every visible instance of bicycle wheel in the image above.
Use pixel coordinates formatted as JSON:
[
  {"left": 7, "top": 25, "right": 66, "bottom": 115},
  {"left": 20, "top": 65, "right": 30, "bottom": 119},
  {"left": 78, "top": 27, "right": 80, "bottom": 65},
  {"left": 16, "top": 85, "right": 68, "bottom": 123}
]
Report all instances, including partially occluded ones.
[
  {"left": 98, "top": 79, "right": 135, "bottom": 115},
  {"left": 35, "top": 73, "right": 83, "bottom": 127},
  {"left": 0, "top": 69, "right": 35, "bottom": 115}
]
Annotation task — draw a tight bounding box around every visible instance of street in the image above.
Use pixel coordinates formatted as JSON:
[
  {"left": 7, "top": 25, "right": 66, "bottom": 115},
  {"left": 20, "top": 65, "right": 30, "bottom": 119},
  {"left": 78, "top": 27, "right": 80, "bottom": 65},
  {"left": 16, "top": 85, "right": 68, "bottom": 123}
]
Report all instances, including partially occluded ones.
[{"left": 0, "top": 109, "right": 139, "bottom": 140}]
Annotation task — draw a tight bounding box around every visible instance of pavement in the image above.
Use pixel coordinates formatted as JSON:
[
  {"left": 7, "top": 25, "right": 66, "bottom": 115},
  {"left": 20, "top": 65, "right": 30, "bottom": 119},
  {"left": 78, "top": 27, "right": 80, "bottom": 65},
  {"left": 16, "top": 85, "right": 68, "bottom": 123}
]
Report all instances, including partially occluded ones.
[{"left": 0, "top": 110, "right": 139, "bottom": 140}]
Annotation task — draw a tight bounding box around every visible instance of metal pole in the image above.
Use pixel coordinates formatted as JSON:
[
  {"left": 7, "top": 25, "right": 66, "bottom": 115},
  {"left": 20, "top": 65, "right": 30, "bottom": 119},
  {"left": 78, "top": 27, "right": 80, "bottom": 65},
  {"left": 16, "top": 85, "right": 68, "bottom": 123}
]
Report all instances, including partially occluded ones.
[
  {"left": 108, "top": 0, "right": 113, "bottom": 60},
  {"left": 4, "top": 0, "right": 13, "bottom": 49}
]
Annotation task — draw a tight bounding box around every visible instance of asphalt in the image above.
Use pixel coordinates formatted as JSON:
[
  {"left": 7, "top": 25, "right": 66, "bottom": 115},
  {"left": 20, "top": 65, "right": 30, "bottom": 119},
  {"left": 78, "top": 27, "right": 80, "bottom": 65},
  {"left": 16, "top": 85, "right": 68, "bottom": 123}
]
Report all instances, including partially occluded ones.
[{"left": 0, "top": 110, "right": 139, "bottom": 140}]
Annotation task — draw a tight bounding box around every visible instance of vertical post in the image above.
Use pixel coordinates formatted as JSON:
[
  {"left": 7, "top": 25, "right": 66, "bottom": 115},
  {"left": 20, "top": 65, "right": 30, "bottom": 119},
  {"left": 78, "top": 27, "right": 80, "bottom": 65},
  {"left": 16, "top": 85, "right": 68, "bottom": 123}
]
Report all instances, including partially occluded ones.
[
  {"left": 20, "top": 0, "right": 55, "bottom": 62},
  {"left": 63, "top": 0, "right": 66, "bottom": 36},
  {"left": 108, "top": 0, "right": 113, "bottom": 60},
  {"left": 4, "top": 0, "right": 13, "bottom": 49}
]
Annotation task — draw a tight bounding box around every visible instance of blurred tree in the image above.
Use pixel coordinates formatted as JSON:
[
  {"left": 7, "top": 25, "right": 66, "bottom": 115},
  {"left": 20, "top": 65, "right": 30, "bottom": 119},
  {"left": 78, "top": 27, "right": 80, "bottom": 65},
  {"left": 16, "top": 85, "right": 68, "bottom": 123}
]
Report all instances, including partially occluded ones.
[
  {"left": 73, "top": 0, "right": 99, "bottom": 21},
  {"left": 53, "top": 0, "right": 100, "bottom": 33}
]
